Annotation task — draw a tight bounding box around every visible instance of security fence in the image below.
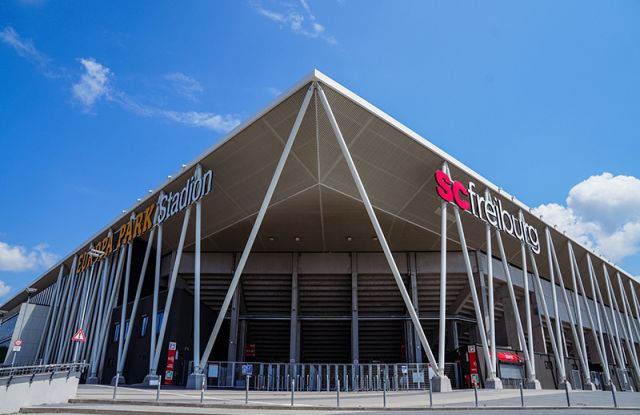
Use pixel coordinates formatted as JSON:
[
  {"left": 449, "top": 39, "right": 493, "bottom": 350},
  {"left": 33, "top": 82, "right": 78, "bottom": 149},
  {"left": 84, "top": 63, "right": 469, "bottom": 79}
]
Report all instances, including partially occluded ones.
[{"left": 197, "top": 361, "right": 461, "bottom": 391}]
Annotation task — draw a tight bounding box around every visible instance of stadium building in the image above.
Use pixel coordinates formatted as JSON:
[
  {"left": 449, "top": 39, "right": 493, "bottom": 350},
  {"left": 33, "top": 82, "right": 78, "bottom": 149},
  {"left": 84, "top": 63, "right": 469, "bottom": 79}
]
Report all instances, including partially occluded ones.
[{"left": 1, "top": 71, "right": 639, "bottom": 392}]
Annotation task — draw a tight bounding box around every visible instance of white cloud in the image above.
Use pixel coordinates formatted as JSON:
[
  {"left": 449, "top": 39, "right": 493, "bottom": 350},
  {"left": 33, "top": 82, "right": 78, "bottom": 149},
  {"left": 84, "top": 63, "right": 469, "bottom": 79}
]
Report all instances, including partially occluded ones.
[
  {"left": 533, "top": 172, "right": 640, "bottom": 262},
  {"left": 267, "top": 86, "right": 282, "bottom": 96},
  {"left": 111, "top": 91, "right": 240, "bottom": 133},
  {"left": 72, "top": 59, "right": 240, "bottom": 132},
  {"left": 72, "top": 58, "right": 111, "bottom": 110},
  {"left": 0, "top": 241, "right": 58, "bottom": 272},
  {"left": 0, "top": 26, "right": 59, "bottom": 77},
  {"left": 0, "top": 281, "right": 10, "bottom": 298},
  {"left": 164, "top": 72, "right": 203, "bottom": 101},
  {"left": 252, "top": 0, "right": 337, "bottom": 44}
]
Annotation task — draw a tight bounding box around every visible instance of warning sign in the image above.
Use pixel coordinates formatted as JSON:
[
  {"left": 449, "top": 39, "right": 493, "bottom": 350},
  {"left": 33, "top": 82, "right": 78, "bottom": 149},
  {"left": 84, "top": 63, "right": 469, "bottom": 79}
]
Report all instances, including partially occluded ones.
[{"left": 71, "top": 328, "right": 87, "bottom": 342}]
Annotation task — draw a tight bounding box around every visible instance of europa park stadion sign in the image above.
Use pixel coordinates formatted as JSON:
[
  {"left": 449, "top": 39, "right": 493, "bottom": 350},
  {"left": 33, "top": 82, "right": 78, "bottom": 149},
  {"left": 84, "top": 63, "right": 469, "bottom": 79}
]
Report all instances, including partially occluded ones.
[
  {"left": 76, "top": 170, "right": 213, "bottom": 273},
  {"left": 434, "top": 170, "right": 541, "bottom": 254}
]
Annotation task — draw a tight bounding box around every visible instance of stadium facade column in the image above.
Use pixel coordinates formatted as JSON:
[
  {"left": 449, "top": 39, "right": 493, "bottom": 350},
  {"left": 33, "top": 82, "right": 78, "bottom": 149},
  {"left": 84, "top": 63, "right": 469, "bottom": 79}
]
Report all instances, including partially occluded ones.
[
  {"left": 196, "top": 84, "right": 315, "bottom": 376},
  {"left": 566, "top": 242, "right": 596, "bottom": 390},
  {"left": 588, "top": 255, "right": 626, "bottom": 382},
  {"left": 147, "top": 205, "right": 192, "bottom": 382},
  {"left": 519, "top": 228, "right": 539, "bottom": 388},
  {"left": 627, "top": 280, "right": 640, "bottom": 342},
  {"left": 547, "top": 232, "right": 590, "bottom": 389},
  {"left": 438, "top": 162, "right": 448, "bottom": 386},
  {"left": 494, "top": 226, "right": 540, "bottom": 389},
  {"left": 409, "top": 252, "right": 422, "bottom": 364},
  {"left": 603, "top": 266, "right": 640, "bottom": 381},
  {"left": 41, "top": 263, "right": 66, "bottom": 364},
  {"left": 187, "top": 166, "right": 205, "bottom": 389},
  {"left": 544, "top": 227, "right": 571, "bottom": 390},
  {"left": 316, "top": 83, "right": 449, "bottom": 391},
  {"left": 74, "top": 260, "right": 101, "bottom": 362},
  {"left": 617, "top": 273, "right": 640, "bottom": 376},
  {"left": 36, "top": 264, "right": 65, "bottom": 363},
  {"left": 117, "top": 222, "right": 156, "bottom": 383},
  {"left": 113, "top": 237, "right": 133, "bottom": 385},
  {"left": 483, "top": 189, "right": 501, "bottom": 389},
  {"left": 88, "top": 244, "right": 125, "bottom": 383},
  {"left": 147, "top": 193, "right": 163, "bottom": 383},
  {"left": 289, "top": 253, "right": 300, "bottom": 365},
  {"left": 351, "top": 253, "right": 359, "bottom": 365},
  {"left": 80, "top": 259, "right": 104, "bottom": 363},
  {"left": 568, "top": 242, "right": 612, "bottom": 389},
  {"left": 56, "top": 259, "right": 81, "bottom": 363},
  {"left": 528, "top": 249, "right": 566, "bottom": 389},
  {"left": 448, "top": 176, "right": 497, "bottom": 389},
  {"left": 85, "top": 250, "right": 111, "bottom": 382}
]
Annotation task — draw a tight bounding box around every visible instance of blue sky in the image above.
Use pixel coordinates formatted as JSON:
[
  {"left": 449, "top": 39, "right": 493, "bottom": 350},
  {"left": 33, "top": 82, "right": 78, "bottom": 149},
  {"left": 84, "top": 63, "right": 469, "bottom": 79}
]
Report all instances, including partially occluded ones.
[{"left": 1, "top": 0, "right": 639, "bottom": 300}]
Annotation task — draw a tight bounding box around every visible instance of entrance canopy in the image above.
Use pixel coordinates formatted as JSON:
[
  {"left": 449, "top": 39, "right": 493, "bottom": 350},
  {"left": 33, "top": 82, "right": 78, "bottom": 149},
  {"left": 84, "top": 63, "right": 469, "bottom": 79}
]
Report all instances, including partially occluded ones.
[{"left": 2, "top": 70, "right": 637, "bottom": 312}]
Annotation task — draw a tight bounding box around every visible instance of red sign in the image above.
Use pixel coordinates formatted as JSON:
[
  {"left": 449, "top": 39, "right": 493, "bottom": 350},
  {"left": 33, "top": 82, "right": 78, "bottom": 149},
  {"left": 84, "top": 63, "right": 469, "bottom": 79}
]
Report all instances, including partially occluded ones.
[
  {"left": 497, "top": 351, "right": 522, "bottom": 362},
  {"left": 164, "top": 342, "right": 177, "bottom": 385},
  {"left": 245, "top": 343, "right": 256, "bottom": 357},
  {"left": 71, "top": 328, "right": 87, "bottom": 342},
  {"left": 14, "top": 339, "right": 23, "bottom": 347}
]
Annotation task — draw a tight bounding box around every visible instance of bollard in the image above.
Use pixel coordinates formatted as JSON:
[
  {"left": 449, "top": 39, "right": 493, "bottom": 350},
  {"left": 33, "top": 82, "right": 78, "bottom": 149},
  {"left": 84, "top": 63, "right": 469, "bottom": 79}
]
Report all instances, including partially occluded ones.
[
  {"left": 291, "top": 378, "right": 295, "bottom": 406},
  {"left": 428, "top": 380, "right": 433, "bottom": 409},
  {"left": 564, "top": 384, "right": 571, "bottom": 407},
  {"left": 112, "top": 372, "right": 119, "bottom": 400},
  {"left": 611, "top": 384, "right": 618, "bottom": 408},
  {"left": 200, "top": 376, "right": 205, "bottom": 403},
  {"left": 383, "top": 377, "right": 387, "bottom": 408},
  {"left": 474, "top": 383, "right": 478, "bottom": 407},
  {"left": 245, "top": 375, "right": 250, "bottom": 405},
  {"left": 519, "top": 381, "right": 524, "bottom": 407},
  {"left": 336, "top": 379, "right": 340, "bottom": 407},
  {"left": 156, "top": 376, "right": 162, "bottom": 401}
]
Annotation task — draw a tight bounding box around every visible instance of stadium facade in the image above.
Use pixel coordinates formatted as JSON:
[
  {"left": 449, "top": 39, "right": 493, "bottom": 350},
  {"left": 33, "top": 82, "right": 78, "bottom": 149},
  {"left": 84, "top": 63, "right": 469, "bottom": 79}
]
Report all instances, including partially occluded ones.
[{"left": 1, "top": 70, "right": 640, "bottom": 392}]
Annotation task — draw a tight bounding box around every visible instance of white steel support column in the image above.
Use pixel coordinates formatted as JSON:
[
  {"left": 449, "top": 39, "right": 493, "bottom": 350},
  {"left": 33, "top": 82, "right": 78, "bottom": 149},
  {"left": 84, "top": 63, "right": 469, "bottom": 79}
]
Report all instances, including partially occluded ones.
[
  {"left": 548, "top": 234, "right": 590, "bottom": 388},
  {"left": 629, "top": 281, "right": 640, "bottom": 342},
  {"left": 568, "top": 244, "right": 611, "bottom": 388},
  {"left": 494, "top": 230, "right": 539, "bottom": 389},
  {"left": 85, "top": 254, "right": 111, "bottom": 381},
  {"left": 148, "top": 199, "right": 163, "bottom": 381},
  {"left": 566, "top": 243, "right": 595, "bottom": 390},
  {"left": 485, "top": 195, "right": 498, "bottom": 384},
  {"left": 617, "top": 274, "right": 640, "bottom": 374},
  {"left": 114, "top": 240, "right": 133, "bottom": 384},
  {"left": 544, "top": 227, "right": 569, "bottom": 389},
  {"left": 73, "top": 262, "right": 100, "bottom": 362},
  {"left": 438, "top": 163, "right": 448, "bottom": 379},
  {"left": 80, "top": 260, "right": 106, "bottom": 363},
  {"left": 197, "top": 85, "right": 314, "bottom": 374},
  {"left": 603, "top": 266, "right": 640, "bottom": 382},
  {"left": 289, "top": 253, "right": 299, "bottom": 364},
  {"left": 409, "top": 252, "right": 422, "bottom": 364},
  {"left": 317, "top": 84, "right": 447, "bottom": 390},
  {"left": 520, "top": 238, "right": 537, "bottom": 383},
  {"left": 189, "top": 165, "right": 203, "bottom": 387},
  {"left": 151, "top": 206, "right": 191, "bottom": 376},
  {"left": 452, "top": 207, "right": 498, "bottom": 388},
  {"left": 351, "top": 253, "right": 359, "bottom": 365},
  {"left": 528, "top": 249, "right": 566, "bottom": 387},
  {"left": 88, "top": 246, "right": 126, "bottom": 383},
  {"left": 588, "top": 256, "right": 626, "bottom": 370},
  {"left": 39, "top": 264, "right": 65, "bottom": 363},
  {"left": 118, "top": 227, "right": 156, "bottom": 378}
]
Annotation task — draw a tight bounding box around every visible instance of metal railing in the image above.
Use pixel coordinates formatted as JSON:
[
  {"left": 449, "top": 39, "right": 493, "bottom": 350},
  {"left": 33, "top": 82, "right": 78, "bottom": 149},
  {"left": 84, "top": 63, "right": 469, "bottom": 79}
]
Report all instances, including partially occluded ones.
[
  {"left": 0, "top": 362, "right": 88, "bottom": 380},
  {"left": 196, "top": 361, "right": 460, "bottom": 391}
]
